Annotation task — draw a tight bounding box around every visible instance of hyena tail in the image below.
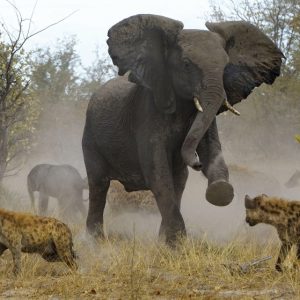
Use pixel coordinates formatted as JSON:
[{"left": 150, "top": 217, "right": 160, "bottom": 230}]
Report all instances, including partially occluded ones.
[{"left": 27, "top": 176, "right": 36, "bottom": 214}]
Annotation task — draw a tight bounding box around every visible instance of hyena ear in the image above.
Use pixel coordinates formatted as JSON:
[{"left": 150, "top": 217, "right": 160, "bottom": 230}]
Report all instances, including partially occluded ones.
[
  {"left": 244, "top": 195, "right": 257, "bottom": 209},
  {"left": 262, "top": 194, "right": 268, "bottom": 197}
]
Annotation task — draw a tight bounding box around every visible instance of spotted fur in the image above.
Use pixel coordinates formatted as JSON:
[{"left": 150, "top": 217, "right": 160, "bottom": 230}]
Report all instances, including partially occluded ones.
[
  {"left": 0, "top": 208, "right": 77, "bottom": 275},
  {"left": 245, "top": 194, "right": 300, "bottom": 271}
]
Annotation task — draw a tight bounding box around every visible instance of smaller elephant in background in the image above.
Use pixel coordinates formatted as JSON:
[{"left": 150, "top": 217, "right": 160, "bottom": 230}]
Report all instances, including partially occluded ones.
[
  {"left": 285, "top": 170, "right": 300, "bottom": 189},
  {"left": 27, "top": 164, "right": 88, "bottom": 219}
]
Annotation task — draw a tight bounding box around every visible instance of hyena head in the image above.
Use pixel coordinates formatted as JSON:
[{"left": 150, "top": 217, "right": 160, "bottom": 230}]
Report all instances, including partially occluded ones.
[{"left": 244, "top": 194, "right": 269, "bottom": 226}]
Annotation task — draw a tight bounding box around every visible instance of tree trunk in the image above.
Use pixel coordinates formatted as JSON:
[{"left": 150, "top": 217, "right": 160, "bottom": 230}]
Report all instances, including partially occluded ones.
[{"left": 0, "top": 120, "right": 8, "bottom": 183}]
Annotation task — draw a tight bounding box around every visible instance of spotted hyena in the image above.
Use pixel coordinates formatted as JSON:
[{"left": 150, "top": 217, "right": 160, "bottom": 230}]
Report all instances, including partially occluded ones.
[
  {"left": 245, "top": 194, "right": 300, "bottom": 272},
  {"left": 0, "top": 208, "right": 77, "bottom": 275}
]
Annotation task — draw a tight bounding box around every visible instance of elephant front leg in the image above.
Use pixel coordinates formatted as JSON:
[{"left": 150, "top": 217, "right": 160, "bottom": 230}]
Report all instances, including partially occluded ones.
[
  {"left": 197, "top": 118, "right": 234, "bottom": 206},
  {"left": 154, "top": 180, "right": 186, "bottom": 245},
  {"left": 142, "top": 147, "right": 186, "bottom": 245}
]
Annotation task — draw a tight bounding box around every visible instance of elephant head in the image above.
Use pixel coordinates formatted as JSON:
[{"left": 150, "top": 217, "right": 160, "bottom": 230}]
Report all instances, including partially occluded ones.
[{"left": 107, "top": 15, "right": 283, "bottom": 170}]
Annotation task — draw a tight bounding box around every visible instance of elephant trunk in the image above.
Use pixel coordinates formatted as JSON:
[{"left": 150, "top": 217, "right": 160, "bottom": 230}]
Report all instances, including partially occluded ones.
[{"left": 181, "top": 77, "right": 225, "bottom": 170}]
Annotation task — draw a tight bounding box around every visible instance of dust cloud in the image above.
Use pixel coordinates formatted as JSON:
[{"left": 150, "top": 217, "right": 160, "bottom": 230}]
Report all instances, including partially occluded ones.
[{"left": 2, "top": 94, "right": 300, "bottom": 244}]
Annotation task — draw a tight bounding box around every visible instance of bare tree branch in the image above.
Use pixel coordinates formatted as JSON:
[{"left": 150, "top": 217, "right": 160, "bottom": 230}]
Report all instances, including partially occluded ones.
[
  {"left": 22, "top": 10, "right": 79, "bottom": 47},
  {"left": 0, "top": 1, "right": 76, "bottom": 182}
]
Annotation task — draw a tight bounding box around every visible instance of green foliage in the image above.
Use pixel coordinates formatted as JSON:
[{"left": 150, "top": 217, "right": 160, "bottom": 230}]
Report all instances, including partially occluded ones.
[
  {"left": 0, "top": 38, "right": 40, "bottom": 181},
  {"left": 209, "top": 0, "right": 300, "bottom": 72},
  {"left": 31, "top": 36, "right": 80, "bottom": 103},
  {"left": 209, "top": 0, "right": 300, "bottom": 160},
  {"left": 31, "top": 37, "right": 116, "bottom": 103},
  {"left": 80, "top": 48, "right": 117, "bottom": 101}
]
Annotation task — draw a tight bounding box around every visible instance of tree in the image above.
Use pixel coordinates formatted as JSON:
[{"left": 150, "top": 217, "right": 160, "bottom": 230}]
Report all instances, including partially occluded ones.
[
  {"left": 208, "top": 0, "right": 300, "bottom": 160},
  {"left": 31, "top": 40, "right": 116, "bottom": 103},
  {"left": 0, "top": 16, "right": 40, "bottom": 182},
  {"left": 79, "top": 47, "right": 117, "bottom": 101},
  {"left": 0, "top": 3, "right": 72, "bottom": 182},
  {"left": 31, "top": 36, "right": 80, "bottom": 103},
  {"left": 209, "top": 0, "right": 300, "bottom": 72}
]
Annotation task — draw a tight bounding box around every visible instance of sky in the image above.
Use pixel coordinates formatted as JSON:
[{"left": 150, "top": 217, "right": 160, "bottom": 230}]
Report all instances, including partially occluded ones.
[{"left": 0, "top": 0, "right": 212, "bottom": 65}]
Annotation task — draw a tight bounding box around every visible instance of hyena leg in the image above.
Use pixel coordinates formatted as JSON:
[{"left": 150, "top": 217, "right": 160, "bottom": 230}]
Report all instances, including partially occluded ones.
[
  {"left": 8, "top": 241, "right": 22, "bottom": 275},
  {"left": 296, "top": 242, "right": 300, "bottom": 260},
  {"left": 1, "top": 234, "right": 21, "bottom": 275},
  {"left": 11, "top": 248, "right": 21, "bottom": 275},
  {"left": 41, "top": 242, "right": 60, "bottom": 262},
  {"left": 275, "top": 242, "right": 292, "bottom": 272},
  {"left": 0, "top": 243, "right": 7, "bottom": 256},
  {"left": 53, "top": 232, "right": 77, "bottom": 271}
]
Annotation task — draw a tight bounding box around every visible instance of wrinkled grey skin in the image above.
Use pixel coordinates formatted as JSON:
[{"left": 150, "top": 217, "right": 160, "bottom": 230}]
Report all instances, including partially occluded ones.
[
  {"left": 82, "top": 14, "right": 283, "bottom": 244},
  {"left": 27, "top": 164, "right": 88, "bottom": 218},
  {"left": 285, "top": 170, "right": 300, "bottom": 188}
]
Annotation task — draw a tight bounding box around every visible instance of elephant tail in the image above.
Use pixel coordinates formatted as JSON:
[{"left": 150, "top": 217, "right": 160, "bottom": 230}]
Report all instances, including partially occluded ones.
[{"left": 27, "top": 176, "right": 36, "bottom": 214}]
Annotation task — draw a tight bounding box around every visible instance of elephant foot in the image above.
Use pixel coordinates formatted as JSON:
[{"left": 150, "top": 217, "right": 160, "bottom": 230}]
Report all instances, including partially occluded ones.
[
  {"left": 86, "top": 221, "right": 105, "bottom": 240},
  {"left": 165, "top": 229, "right": 186, "bottom": 248},
  {"left": 205, "top": 180, "right": 234, "bottom": 206},
  {"left": 159, "top": 220, "right": 186, "bottom": 247}
]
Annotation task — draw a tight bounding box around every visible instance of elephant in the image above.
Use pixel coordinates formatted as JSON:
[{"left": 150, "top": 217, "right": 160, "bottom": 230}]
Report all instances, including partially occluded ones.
[
  {"left": 27, "top": 164, "right": 88, "bottom": 219},
  {"left": 285, "top": 170, "right": 300, "bottom": 189},
  {"left": 82, "top": 14, "right": 283, "bottom": 244}
]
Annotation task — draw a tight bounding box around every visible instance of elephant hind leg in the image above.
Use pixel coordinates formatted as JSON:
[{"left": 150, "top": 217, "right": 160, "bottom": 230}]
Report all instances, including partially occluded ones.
[
  {"left": 38, "top": 192, "right": 49, "bottom": 216},
  {"left": 57, "top": 197, "right": 72, "bottom": 221},
  {"left": 83, "top": 144, "right": 110, "bottom": 239},
  {"left": 76, "top": 199, "right": 87, "bottom": 218},
  {"left": 86, "top": 179, "right": 110, "bottom": 238}
]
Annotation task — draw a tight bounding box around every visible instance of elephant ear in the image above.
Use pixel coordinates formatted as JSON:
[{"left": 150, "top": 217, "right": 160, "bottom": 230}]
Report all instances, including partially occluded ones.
[
  {"left": 206, "top": 21, "right": 284, "bottom": 109},
  {"left": 107, "top": 14, "right": 183, "bottom": 114}
]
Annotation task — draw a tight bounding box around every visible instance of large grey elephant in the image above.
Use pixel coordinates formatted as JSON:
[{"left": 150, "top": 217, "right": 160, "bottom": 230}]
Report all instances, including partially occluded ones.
[
  {"left": 27, "top": 164, "right": 88, "bottom": 218},
  {"left": 82, "top": 14, "right": 283, "bottom": 244}
]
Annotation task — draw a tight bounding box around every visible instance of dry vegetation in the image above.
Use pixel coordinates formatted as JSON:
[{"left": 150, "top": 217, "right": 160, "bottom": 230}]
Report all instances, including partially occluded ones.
[
  {"left": 0, "top": 189, "right": 299, "bottom": 299},
  {"left": 0, "top": 225, "right": 299, "bottom": 299}
]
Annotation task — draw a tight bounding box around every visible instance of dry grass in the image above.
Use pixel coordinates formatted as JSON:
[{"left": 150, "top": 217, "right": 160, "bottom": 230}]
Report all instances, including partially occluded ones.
[
  {"left": 0, "top": 185, "right": 299, "bottom": 299},
  {"left": 0, "top": 225, "right": 299, "bottom": 299}
]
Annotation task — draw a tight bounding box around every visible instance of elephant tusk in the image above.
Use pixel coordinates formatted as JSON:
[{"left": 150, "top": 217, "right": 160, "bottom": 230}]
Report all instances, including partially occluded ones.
[
  {"left": 193, "top": 97, "right": 203, "bottom": 112},
  {"left": 224, "top": 99, "right": 240, "bottom": 116}
]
